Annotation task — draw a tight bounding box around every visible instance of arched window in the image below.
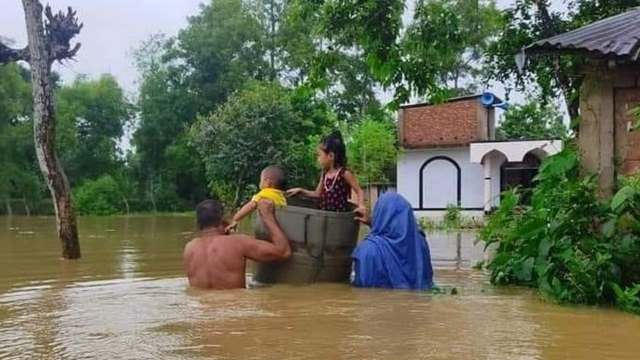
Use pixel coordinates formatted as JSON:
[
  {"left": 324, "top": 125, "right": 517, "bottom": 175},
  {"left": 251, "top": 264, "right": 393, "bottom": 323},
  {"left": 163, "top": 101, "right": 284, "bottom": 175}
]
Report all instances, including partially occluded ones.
[{"left": 419, "top": 156, "right": 461, "bottom": 209}]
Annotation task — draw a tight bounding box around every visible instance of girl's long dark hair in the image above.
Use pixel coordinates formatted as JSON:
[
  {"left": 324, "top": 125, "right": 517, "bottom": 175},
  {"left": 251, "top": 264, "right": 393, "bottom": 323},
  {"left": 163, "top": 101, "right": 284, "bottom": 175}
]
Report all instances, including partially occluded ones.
[{"left": 320, "top": 130, "right": 347, "bottom": 168}]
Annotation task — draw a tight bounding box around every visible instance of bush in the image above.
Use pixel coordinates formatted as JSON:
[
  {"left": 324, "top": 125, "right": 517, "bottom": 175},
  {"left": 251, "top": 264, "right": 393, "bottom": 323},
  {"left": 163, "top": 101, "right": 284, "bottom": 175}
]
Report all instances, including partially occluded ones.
[
  {"left": 190, "top": 82, "right": 330, "bottom": 208},
  {"left": 419, "top": 205, "right": 483, "bottom": 232},
  {"left": 480, "top": 147, "right": 640, "bottom": 312},
  {"left": 345, "top": 116, "right": 399, "bottom": 184},
  {"left": 73, "top": 175, "right": 124, "bottom": 216}
]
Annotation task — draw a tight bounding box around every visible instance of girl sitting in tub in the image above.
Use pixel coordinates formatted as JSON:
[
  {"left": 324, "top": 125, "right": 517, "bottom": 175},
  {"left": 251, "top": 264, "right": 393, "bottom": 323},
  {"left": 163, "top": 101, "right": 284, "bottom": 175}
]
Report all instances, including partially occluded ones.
[{"left": 287, "top": 131, "right": 367, "bottom": 215}]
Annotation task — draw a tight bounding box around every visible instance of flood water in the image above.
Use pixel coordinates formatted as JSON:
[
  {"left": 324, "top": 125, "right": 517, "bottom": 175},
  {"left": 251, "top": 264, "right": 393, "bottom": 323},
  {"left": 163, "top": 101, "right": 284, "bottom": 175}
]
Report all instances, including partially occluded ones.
[{"left": 1, "top": 216, "right": 640, "bottom": 359}]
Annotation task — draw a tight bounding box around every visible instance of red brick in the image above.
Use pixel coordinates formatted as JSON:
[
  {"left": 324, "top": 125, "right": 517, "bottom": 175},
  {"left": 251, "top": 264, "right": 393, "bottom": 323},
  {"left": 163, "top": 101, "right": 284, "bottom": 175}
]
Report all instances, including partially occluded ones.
[
  {"left": 622, "top": 160, "right": 640, "bottom": 176},
  {"left": 626, "top": 132, "right": 640, "bottom": 160},
  {"left": 401, "top": 97, "right": 482, "bottom": 148},
  {"left": 615, "top": 87, "right": 640, "bottom": 166}
]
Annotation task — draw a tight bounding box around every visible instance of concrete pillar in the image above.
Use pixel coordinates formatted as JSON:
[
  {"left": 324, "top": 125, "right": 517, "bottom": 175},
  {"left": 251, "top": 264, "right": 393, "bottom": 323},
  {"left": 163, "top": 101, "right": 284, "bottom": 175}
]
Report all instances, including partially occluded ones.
[
  {"left": 579, "top": 62, "right": 615, "bottom": 198},
  {"left": 484, "top": 156, "right": 492, "bottom": 213}
]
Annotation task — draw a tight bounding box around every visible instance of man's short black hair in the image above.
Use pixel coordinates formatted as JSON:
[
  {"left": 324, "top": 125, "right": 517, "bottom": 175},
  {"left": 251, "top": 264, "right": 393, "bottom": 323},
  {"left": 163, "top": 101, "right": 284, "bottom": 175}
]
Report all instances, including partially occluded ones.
[
  {"left": 262, "top": 165, "right": 286, "bottom": 189},
  {"left": 196, "top": 200, "right": 224, "bottom": 230}
]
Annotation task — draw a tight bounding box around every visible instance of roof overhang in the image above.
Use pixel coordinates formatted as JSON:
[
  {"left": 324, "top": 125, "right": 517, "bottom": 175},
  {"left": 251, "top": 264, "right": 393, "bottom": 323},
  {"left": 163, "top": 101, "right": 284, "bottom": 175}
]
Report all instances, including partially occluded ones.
[
  {"left": 469, "top": 140, "right": 563, "bottom": 164},
  {"left": 524, "top": 7, "right": 640, "bottom": 63}
]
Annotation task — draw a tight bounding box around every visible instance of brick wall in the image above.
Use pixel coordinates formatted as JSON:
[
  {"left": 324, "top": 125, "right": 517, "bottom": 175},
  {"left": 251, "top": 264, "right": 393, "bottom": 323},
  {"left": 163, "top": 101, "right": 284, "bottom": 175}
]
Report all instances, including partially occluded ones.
[
  {"left": 616, "top": 87, "right": 640, "bottom": 175},
  {"left": 400, "top": 97, "right": 484, "bottom": 148}
]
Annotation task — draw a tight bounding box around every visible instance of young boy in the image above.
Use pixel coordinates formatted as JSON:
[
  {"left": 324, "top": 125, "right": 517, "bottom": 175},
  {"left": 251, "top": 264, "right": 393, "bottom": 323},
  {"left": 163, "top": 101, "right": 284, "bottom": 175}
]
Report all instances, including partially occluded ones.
[{"left": 225, "top": 166, "right": 287, "bottom": 233}]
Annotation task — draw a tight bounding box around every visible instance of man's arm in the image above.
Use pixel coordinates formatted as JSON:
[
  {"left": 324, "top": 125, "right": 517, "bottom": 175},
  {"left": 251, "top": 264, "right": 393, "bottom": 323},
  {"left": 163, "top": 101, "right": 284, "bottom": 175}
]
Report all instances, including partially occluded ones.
[{"left": 242, "top": 200, "right": 291, "bottom": 262}]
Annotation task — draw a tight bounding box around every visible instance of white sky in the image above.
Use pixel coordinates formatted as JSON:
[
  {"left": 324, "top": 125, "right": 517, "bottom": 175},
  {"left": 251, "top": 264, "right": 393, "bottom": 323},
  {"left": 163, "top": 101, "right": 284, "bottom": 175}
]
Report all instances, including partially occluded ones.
[
  {"left": 0, "top": 0, "right": 203, "bottom": 97},
  {"left": 0, "top": 0, "right": 568, "bottom": 103}
]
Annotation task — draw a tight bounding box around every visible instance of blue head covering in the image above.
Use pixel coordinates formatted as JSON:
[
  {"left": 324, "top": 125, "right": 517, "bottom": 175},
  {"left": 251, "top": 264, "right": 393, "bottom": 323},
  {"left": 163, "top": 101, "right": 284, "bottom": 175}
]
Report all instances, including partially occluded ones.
[{"left": 352, "top": 192, "right": 433, "bottom": 289}]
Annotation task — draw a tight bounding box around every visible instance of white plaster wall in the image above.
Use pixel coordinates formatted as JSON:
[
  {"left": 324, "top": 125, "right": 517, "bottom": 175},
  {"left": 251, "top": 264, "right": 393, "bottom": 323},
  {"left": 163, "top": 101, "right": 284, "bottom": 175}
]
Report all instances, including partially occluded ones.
[
  {"left": 397, "top": 147, "right": 485, "bottom": 209},
  {"left": 489, "top": 153, "right": 506, "bottom": 208}
]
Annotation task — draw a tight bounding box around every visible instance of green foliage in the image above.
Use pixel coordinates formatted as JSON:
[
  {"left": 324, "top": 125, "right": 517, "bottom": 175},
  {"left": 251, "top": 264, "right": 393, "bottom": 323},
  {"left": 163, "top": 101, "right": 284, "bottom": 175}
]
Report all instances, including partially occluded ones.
[
  {"left": 277, "top": 0, "right": 385, "bottom": 121},
  {"left": 56, "top": 74, "right": 132, "bottom": 185},
  {"left": 443, "top": 205, "right": 462, "bottom": 228},
  {"left": 419, "top": 206, "right": 482, "bottom": 232},
  {"left": 484, "top": 1, "right": 639, "bottom": 119},
  {"left": 481, "top": 148, "right": 640, "bottom": 312},
  {"left": 131, "top": 0, "right": 386, "bottom": 210},
  {"left": 175, "top": 0, "right": 267, "bottom": 110},
  {"left": 190, "top": 82, "right": 329, "bottom": 208},
  {"left": 401, "top": 0, "right": 502, "bottom": 101},
  {"left": 497, "top": 102, "right": 568, "bottom": 140},
  {"left": 132, "top": 34, "right": 206, "bottom": 211},
  {"left": 303, "top": 0, "right": 501, "bottom": 105},
  {"left": 0, "top": 63, "right": 31, "bottom": 125},
  {"left": 631, "top": 106, "right": 640, "bottom": 131},
  {"left": 73, "top": 175, "right": 125, "bottom": 216},
  {"left": 612, "top": 284, "right": 640, "bottom": 314},
  {"left": 0, "top": 64, "right": 41, "bottom": 207},
  {"left": 345, "top": 116, "right": 398, "bottom": 184},
  {"left": 320, "top": 0, "right": 404, "bottom": 83}
]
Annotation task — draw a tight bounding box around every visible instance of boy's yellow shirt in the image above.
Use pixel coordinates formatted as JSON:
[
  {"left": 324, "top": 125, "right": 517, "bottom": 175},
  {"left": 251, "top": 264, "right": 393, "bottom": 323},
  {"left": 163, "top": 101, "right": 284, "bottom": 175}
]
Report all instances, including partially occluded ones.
[{"left": 252, "top": 188, "right": 287, "bottom": 208}]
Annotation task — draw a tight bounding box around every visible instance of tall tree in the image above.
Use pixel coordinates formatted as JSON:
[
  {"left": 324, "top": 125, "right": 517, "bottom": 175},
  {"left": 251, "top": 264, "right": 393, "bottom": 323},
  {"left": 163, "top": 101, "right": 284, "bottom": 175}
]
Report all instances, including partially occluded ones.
[
  {"left": 402, "top": 0, "right": 502, "bottom": 100},
  {"left": 132, "top": 35, "right": 205, "bottom": 211},
  {"left": 0, "top": 1, "right": 83, "bottom": 259},
  {"left": 56, "top": 74, "right": 132, "bottom": 185},
  {"left": 190, "top": 82, "right": 330, "bottom": 207},
  {"left": 295, "top": 0, "right": 501, "bottom": 105},
  {"left": 175, "top": 0, "right": 268, "bottom": 112},
  {"left": 496, "top": 102, "right": 567, "bottom": 141},
  {"left": 0, "top": 63, "right": 35, "bottom": 214}
]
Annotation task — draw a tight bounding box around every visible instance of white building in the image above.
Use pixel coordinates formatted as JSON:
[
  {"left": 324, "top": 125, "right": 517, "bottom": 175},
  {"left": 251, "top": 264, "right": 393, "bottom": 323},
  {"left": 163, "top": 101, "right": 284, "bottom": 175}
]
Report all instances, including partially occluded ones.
[{"left": 396, "top": 94, "right": 562, "bottom": 219}]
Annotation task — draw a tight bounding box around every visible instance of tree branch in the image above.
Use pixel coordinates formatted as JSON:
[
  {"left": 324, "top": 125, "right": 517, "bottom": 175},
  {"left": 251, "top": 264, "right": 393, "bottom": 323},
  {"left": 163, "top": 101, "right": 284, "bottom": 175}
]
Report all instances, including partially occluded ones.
[
  {"left": 44, "top": 5, "right": 83, "bottom": 63},
  {"left": 0, "top": 41, "right": 29, "bottom": 63},
  {"left": 1, "top": 4, "right": 82, "bottom": 65}
]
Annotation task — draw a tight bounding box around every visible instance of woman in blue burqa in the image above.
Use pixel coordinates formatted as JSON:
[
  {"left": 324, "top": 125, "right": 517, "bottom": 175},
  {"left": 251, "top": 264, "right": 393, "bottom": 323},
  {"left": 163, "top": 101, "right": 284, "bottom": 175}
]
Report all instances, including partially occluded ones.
[{"left": 352, "top": 192, "right": 433, "bottom": 289}]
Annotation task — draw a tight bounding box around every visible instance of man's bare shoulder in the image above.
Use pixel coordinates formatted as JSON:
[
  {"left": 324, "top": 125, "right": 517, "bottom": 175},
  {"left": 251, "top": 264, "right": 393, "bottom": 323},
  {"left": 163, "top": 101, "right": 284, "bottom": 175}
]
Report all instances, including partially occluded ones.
[
  {"left": 183, "top": 237, "right": 200, "bottom": 258},
  {"left": 191, "top": 233, "right": 258, "bottom": 246},
  {"left": 219, "top": 233, "right": 261, "bottom": 249}
]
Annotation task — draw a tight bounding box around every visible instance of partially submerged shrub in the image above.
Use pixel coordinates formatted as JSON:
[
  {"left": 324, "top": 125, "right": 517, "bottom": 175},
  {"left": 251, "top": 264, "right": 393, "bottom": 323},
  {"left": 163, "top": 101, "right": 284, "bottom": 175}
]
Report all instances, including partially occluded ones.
[
  {"left": 480, "top": 147, "right": 640, "bottom": 312},
  {"left": 73, "top": 175, "right": 124, "bottom": 216},
  {"left": 419, "top": 206, "right": 483, "bottom": 232}
]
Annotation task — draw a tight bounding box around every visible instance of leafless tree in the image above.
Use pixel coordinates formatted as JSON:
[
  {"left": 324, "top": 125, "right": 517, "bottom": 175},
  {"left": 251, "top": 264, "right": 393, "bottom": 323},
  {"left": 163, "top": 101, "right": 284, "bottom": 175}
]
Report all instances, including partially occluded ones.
[{"left": 0, "top": 0, "right": 82, "bottom": 259}]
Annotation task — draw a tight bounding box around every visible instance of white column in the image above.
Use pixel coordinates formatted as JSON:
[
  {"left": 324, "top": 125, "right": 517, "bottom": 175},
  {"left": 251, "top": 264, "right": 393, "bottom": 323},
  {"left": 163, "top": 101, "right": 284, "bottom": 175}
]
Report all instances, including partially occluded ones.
[{"left": 483, "top": 155, "right": 492, "bottom": 213}]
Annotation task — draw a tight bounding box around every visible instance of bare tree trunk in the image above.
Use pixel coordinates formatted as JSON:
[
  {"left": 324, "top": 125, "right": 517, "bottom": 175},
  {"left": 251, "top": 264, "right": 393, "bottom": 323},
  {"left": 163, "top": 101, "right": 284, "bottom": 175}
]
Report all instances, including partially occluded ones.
[
  {"left": 22, "top": 0, "right": 80, "bottom": 259},
  {"left": 122, "top": 196, "right": 130, "bottom": 216},
  {"left": 148, "top": 178, "right": 157, "bottom": 213},
  {"left": 4, "top": 198, "right": 12, "bottom": 216},
  {"left": 23, "top": 197, "right": 31, "bottom": 216}
]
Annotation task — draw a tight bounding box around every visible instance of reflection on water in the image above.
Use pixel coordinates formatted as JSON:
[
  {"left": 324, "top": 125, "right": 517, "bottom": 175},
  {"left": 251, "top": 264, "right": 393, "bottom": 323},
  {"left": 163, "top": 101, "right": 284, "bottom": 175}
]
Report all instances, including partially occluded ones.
[{"left": 1, "top": 216, "right": 640, "bottom": 359}]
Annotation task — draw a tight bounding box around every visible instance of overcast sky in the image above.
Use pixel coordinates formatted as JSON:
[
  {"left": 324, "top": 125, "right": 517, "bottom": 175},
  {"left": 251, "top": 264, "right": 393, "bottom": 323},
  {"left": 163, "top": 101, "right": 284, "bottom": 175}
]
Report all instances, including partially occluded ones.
[
  {"left": 0, "top": 0, "right": 203, "bottom": 96},
  {"left": 0, "top": 1, "right": 566, "bottom": 101}
]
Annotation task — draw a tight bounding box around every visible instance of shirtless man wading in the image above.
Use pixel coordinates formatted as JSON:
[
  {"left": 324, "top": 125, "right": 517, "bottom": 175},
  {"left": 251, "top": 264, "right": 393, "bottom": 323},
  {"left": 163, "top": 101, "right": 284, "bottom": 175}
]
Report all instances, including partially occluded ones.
[{"left": 183, "top": 199, "right": 291, "bottom": 289}]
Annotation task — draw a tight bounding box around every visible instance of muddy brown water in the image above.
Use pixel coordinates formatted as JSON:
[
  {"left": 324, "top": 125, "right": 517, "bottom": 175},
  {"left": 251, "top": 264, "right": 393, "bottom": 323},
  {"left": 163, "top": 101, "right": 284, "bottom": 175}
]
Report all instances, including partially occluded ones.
[{"left": 1, "top": 216, "right": 640, "bottom": 359}]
